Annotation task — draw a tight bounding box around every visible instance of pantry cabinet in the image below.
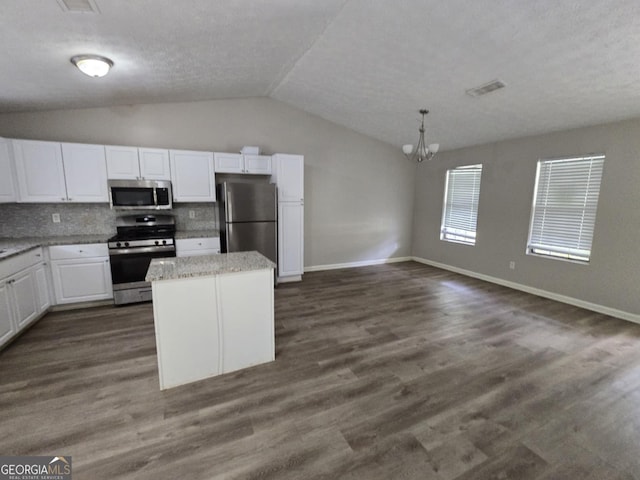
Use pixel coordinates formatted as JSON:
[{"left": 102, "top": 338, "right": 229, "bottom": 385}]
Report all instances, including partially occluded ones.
[{"left": 271, "top": 154, "right": 304, "bottom": 282}]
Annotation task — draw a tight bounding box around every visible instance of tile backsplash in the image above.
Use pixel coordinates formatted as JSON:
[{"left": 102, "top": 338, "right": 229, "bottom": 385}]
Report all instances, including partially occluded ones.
[{"left": 0, "top": 203, "right": 217, "bottom": 238}]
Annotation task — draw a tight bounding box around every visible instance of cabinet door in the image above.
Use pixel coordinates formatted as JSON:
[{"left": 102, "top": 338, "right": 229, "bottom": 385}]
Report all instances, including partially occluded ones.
[
  {"left": 139, "top": 148, "right": 171, "bottom": 180},
  {"left": 105, "top": 145, "right": 140, "bottom": 180},
  {"left": 61, "top": 143, "right": 109, "bottom": 203},
  {"left": 272, "top": 154, "right": 304, "bottom": 202},
  {"left": 214, "top": 152, "right": 243, "bottom": 173},
  {"left": 278, "top": 202, "right": 304, "bottom": 278},
  {"left": 0, "top": 281, "right": 16, "bottom": 347},
  {"left": 12, "top": 140, "right": 67, "bottom": 202},
  {"left": 0, "top": 138, "right": 17, "bottom": 203},
  {"left": 10, "top": 269, "right": 39, "bottom": 329},
  {"left": 51, "top": 258, "right": 113, "bottom": 304},
  {"left": 34, "top": 264, "right": 51, "bottom": 313},
  {"left": 244, "top": 155, "right": 272, "bottom": 175},
  {"left": 170, "top": 150, "right": 216, "bottom": 202}
]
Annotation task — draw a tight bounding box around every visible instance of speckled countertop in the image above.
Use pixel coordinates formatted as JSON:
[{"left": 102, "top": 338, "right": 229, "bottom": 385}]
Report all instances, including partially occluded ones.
[
  {"left": 174, "top": 230, "right": 220, "bottom": 240},
  {"left": 0, "top": 231, "right": 220, "bottom": 260},
  {"left": 0, "top": 235, "right": 112, "bottom": 260},
  {"left": 146, "top": 251, "right": 275, "bottom": 282}
]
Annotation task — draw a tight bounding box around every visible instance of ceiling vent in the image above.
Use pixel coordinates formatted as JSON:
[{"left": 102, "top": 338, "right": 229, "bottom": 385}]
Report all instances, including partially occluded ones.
[
  {"left": 56, "top": 0, "right": 100, "bottom": 13},
  {"left": 466, "top": 79, "right": 506, "bottom": 97}
]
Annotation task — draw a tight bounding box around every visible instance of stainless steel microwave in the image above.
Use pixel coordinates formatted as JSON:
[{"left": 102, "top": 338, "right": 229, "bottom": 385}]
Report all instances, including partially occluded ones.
[{"left": 108, "top": 179, "right": 173, "bottom": 210}]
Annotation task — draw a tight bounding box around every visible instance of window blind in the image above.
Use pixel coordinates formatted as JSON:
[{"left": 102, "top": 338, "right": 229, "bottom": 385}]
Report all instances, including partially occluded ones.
[
  {"left": 441, "top": 164, "right": 483, "bottom": 245},
  {"left": 528, "top": 155, "right": 605, "bottom": 262}
]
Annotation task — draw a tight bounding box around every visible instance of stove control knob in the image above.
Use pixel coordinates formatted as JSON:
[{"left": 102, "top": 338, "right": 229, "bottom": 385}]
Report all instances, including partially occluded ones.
[
  {"left": 124, "top": 242, "right": 130, "bottom": 247},
  {"left": 116, "top": 242, "right": 121, "bottom": 248},
  {"left": 162, "top": 240, "right": 167, "bottom": 245},
  {"left": 155, "top": 240, "right": 159, "bottom": 246}
]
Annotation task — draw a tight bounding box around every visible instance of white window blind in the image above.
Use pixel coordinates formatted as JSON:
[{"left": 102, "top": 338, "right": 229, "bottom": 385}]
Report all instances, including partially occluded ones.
[
  {"left": 440, "top": 164, "right": 483, "bottom": 245},
  {"left": 528, "top": 155, "right": 605, "bottom": 262}
]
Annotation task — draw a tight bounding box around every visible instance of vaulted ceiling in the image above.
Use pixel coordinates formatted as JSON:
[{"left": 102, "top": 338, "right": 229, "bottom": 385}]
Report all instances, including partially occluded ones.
[{"left": 2, "top": 0, "right": 640, "bottom": 150}]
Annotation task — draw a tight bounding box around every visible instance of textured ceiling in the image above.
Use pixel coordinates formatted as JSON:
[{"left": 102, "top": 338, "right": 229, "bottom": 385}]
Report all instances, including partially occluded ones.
[{"left": 2, "top": 0, "right": 640, "bottom": 150}]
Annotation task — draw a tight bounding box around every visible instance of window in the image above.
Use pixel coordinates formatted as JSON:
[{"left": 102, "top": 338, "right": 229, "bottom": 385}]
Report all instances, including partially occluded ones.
[
  {"left": 440, "top": 164, "right": 483, "bottom": 245},
  {"left": 528, "top": 155, "right": 605, "bottom": 262}
]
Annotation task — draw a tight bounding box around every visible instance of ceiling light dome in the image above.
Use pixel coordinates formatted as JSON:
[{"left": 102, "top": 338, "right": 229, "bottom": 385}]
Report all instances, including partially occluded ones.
[{"left": 70, "top": 54, "right": 113, "bottom": 77}]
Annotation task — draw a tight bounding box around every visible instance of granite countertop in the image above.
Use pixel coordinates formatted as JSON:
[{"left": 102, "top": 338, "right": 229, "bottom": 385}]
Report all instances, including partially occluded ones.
[
  {"left": 174, "top": 230, "right": 220, "bottom": 240},
  {"left": 146, "top": 251, "right": 275, "bottom": 282},
  {"left": 0, "top": 235, "right": 112, "bottom": 260}
]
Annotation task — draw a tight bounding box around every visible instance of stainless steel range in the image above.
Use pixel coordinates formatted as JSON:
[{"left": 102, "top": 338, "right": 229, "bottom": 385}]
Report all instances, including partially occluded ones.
[{"left": 108, "top": 214, "right": 176, "bottom": 305}]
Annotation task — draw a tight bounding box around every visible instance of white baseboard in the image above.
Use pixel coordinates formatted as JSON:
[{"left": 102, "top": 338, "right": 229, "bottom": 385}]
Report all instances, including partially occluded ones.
[
  {"left": 277, "top": 275, "right": 302, "bottom": 283},
  {"left": 305, "top": 256, "right": 412, "bottom": 273},
  {"left": 412, "top": 256, "right": 640, "bottom": 325}
]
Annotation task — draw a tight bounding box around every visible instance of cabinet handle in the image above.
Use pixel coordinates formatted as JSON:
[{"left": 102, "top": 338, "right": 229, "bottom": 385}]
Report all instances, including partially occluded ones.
[
  {"left": 35, "top": 254, "right": 41, "bottom": 257},
  {"left": 68, "top": 197, "right": 73, "bottom": 201},
  {"left": 61, "top": 197, "right": 65, "bottom": 201},
  {"left": 79, "top": 250, "right": 83, "bottom": 253}
]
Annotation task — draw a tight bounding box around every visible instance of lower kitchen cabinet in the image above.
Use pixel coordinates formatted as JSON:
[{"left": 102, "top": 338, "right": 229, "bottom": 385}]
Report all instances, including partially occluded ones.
[
  {"left": 176, "top": 237, "right": 221, "bottom": 257},
  {"left": 0, "top": 247, "right": 50, "bottom": 349},
  {"left": 278, "top": 202, "right": 304, "bottom": 281},
  {"left": 49, "top": 244, "right": 113, "bottom": 304}
]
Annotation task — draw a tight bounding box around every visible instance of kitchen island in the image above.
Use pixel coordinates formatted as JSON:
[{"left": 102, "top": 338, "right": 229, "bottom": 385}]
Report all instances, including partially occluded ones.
[{"left": 146, "top": 251, "right": 275, "bottom": 390}]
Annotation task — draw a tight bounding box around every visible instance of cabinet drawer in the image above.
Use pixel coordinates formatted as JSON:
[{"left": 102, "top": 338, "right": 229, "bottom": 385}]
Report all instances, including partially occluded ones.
[
  {"left": 49, "top": 243, "right": 108, "bottom": 260},
  {"left": 0, "top": 247, "right": 44, "bottom": 279},
  {"left": 176, "top": 237, "right": 220, "bottom": 252}
]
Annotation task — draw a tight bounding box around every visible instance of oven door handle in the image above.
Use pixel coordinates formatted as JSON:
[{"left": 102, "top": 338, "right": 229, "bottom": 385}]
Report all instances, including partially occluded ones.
[{"left": 109, "top": 245, "right": 176, "bottom": 256}]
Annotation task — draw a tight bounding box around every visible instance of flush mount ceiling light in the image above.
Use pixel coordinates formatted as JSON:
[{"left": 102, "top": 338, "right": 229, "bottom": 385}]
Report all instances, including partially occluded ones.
[
  {"left": 402, "top": 109, "right": 439, "bottom": 163},
  {"left": 70, "top": 54, "right": 113, "bottom": 77}
]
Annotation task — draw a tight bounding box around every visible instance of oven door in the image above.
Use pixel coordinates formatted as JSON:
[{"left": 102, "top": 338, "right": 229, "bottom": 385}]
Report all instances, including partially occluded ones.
[{"left": 109, "top": 245, "right": 176, "bottom": 287}]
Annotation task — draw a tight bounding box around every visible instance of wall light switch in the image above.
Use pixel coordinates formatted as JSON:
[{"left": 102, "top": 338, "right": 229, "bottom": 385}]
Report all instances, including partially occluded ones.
[
  {"left": 189, "top": 210, "right": 196, "bottom": 219},
  {"left": 52, "top": 213, "right": 61, "bottom": 223}
]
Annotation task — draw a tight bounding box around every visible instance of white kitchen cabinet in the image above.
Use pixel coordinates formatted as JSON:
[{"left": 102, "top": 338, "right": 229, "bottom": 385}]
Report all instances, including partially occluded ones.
[
  {"left": 13, "top": 139, "right": 67, "bottom": 202},
  {"left": 271, "top": 154, "right": 304, "bottom": 202},
  {"left": 176, "top": 237, "right": 221, "bottom": 257},
  {"left": 0, "top": 247, "right": 49, "bottom": 349},
  {"left": 60, "top": 143, "right": 109, "bottom": 202},
  {"left": 278, "top": 202, "right": 304, "bottom": 279},
  {"left": 0, "top": 282, "right": 16, "bottom": 347},
  {"left": 0, "top": 138, "right": 17, "bottom": 203},
  {"left": 49, "top": 244, "right": 113, "bottom": 304},
  {"left": 170, "top": 150, "right": 216, "bottom": 202},
  {"left": 106, "top": 146, "right": 171, "bottom": 181},
  {"left": 214, "top": 152, "right": 272, "bottom": 175},
  {"left": 271, "top": 154, "right": 304, "bottom": 282},
  {"left": 13, "top": 140, "right": 108, "bottom": 203}
]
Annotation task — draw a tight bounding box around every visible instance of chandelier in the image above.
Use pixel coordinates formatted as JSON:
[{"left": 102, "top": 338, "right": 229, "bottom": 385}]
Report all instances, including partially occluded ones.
[{"left": 402, "top": 109, "right": 439, "bottom": 163}]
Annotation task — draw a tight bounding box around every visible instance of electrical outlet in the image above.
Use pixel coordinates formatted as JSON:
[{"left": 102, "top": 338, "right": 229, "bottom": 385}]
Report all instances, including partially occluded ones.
[
  {"left": 52, "top": 213, "right": 61, "bottom": 224},
  {"left": 509, "top": 261, "right": 515, "bottom": 270},
  {"left": 189, "top": 210, "right": 196, "bottom": 219}
]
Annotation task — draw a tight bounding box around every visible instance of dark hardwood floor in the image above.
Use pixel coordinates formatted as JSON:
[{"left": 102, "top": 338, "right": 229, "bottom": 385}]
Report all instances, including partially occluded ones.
[{"left": 1, "top": 261, "right": 640, "bottom": 479}]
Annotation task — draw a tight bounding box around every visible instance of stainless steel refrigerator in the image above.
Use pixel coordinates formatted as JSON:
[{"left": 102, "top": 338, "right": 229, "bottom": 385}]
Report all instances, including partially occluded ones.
[{"left": 217, "top": 182, "right": 277, "bottom": 265}]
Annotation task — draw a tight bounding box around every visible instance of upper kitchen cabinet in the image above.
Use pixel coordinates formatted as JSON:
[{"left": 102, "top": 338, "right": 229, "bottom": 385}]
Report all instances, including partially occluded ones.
[
  {"left": 13, "top": 140, "right": 108, "bottom": 203},
  {"left": 60, "top": 143, "right": 109, "bottom": 202},
  {"left": 106, "top": 145, "right": 171, "bottom": 181},
  {"left": 214, "top": 152, "right": 272, "bottom": 175},
  {"left": 169, "top": 149, "right": 216, "bottom": 202},
  {"left": 13, "top": 139, "right": 67, "bottom": 202},
  {"left": 271, "top": 154, "right": 304, "bottom": 202},
  {"left": 0, "top": 138, "right": 17, "bottom": 203}
]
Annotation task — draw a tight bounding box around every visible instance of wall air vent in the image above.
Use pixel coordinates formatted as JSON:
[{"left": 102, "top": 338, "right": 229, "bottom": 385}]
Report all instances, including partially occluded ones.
[
  {"left": 56, "top": 0, "right": 100, "bottom": 13},
  {"left": 466, "top": 79, "right": 506, "bottom": 97}
]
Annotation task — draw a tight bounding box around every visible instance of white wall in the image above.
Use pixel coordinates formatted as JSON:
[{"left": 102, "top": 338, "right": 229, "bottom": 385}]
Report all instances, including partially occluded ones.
[
  {"left": 0, "top": 97, "right": 416, "bottom": 269},
  {"left": 412, "top": 118, "right": 640, "bottom": 318}
]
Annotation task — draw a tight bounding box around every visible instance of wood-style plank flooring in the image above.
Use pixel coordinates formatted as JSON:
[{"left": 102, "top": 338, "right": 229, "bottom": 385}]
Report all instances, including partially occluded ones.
[{"left": 1, "top": 261, "right": 640, "bottom": 479}]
